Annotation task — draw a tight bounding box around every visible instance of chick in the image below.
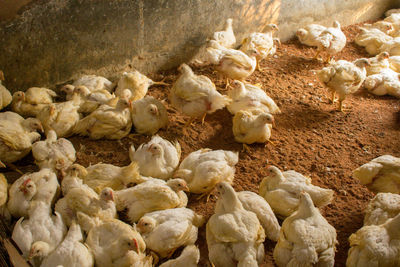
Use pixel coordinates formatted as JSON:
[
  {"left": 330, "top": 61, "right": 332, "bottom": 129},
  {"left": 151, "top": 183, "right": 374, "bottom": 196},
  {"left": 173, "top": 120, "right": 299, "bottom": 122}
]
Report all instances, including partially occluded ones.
[
  {"left": 129, "top": 135, "right": 181, "bottom": 180},
  {"left": 74, "top": 85, "right": 114, "bottom": 114},
  {"left": 114, "top": 178, "right": 189, "bottom": 223},
  {"left": 72, "top": 74, "right": 114, "bottom": 92},
  {"left": 37, "top": 98, "right": 81, "bottom": 138},
  {"left": 316, "top": 58, "right": 370, "bottom": 111},
  {"left": 259, "top": 166, "right": 334, "bottom": 218},
  {"left": 355, "top": 27, "right": 393, "bottom": 56},
  {"left": 366, "top": 52, "right": 390, "bottom": 76},
  {"left": 159, "top": 245, "right": 200, "bottom": 267},
  {"left": 227, "top": 80, "right": 281, "bottom": 115},
  {"left": 364, "top": 68, "right": 400, "bottom": 98},
  {"left": 11, "top": 87, "right": 57, "bottom": 117},
  {"left": 60, "top": 164, "right": 92, "bottom": 195},
  {"left": 170, "top": 63, "right": 231, "bottom": 124},
  {"left": 212, "top": 18, "right": 236, "bottom": 49},
  {"left": 240, "top": 24, "right": 279, "bottom": 71},
  {"left": 174, "top": 148, "right": 238, "bottom": 194},
  {"left": 364, "top": 192, "right": 400, "bottom": 226},
  {"left": 207, "top": 182, "right": 266, "bottom": 267},
  {"left": 136, "top": 207, "right": 204, "bottom": 258},
  {"left": 0, "top": 174, "right": 10, "bottom": 221},
  {"left": 0, "top": 112, "right": 43, "bottom": 164},
  {"left": 115, "top": 70, "right": 168, "bottom": 101},
  {"left": 314, "top": 21, "right": 347, "bottom": 62},
  {"left": 347, "top": 213, "right": 400, "bottom": 267},
  {"left": 0, "top": 71, "right": 12, "bottom": 110},
  {"left": 352, "top": 155, "right": 400, "bottom": 194},
  {"left": 131, "top": 96, "right": 169, "bottom": 135},
  {"left": 389, "top": 55, "right": 400, "bottom": 72},
  {"left": 232, "top": 109, "right": 274, "bottom": 151},
  {"left": 296, "top": 24, "right": 327, "bottom": 47},
  {"left": 73, "top": 97, "right": 132, "bottom": 139},
  {"left": 31, "top": 130, "right": 76, "bottom": 173},
  {"left": 273, "top": 192, "right": 337, "bottom": 267}
]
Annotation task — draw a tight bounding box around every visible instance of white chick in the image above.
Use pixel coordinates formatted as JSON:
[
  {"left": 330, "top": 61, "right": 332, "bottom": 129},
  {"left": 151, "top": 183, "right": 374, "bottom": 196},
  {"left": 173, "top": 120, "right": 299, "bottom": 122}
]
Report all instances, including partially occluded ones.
[
  {"left": 136, "top": 207, "right": 204, "bottom": 258},
  {"left": 72, "top": 74, "right": 114, "bottom": 92},
  {"left": 232, "top": 108, "right": 274, "bottom": 151},
  {"left": 364, "top": 68, "right": 400, "bottom": 98},
  {"left": 129, "top": 135, "right": 181, "bottom": 180},
  {"left": 85, "top": 219, "right": 147, "bottom": 267},
  {"left": 352, "top": 155, "right": 400, "bottom": 194},
  {"left": 73, "top": 97, "right": 132, "bottom": 140},
  {"left": 74, "top": 85, "right": 114, "bottom": 114},
  {"left": 29, "top": 221, "right": 94, "bottom": 267},
  {"left": 347, "top": 213, "right": 400, "bottom": 267},
  {"left": 259, "top": 166, "right": 334, "bottom": 218},
  {"left": 11, "top": 87, "right": 57, "bottom": 117},
  {"left": 115, "top": 70, "right": 168, "bottom": 101},
  {"left": 60, "top": 84, "right": 76, "bottom": 100},
  {"left": 159, "top": 245, "right": 200, "bottom": 267},
  {"left": 0, "top": 71, "right": 12, "bottom": 110},
  {"left": 114, "top": 178, "right": 189, "bottom": 223},
  {"left": 173, "top": 148, "right": 238, "bottom": 194},
  {"left": 227, "top": 80, "right": 281, "bottom": 115},
  {"left": 355, "top": 27, "right": 393, "bottom": 55},
  {"left": 378, "top": 37, "right": 400, "bottom": 56},
  {"left": 364, "top": 192, "right": 400, "bottom": 226},
  {"left": 0, "top": 113, "right": 43, "bottom": 164},
  {"left": 314, "top": 21, "right": 346, "bottom": 62},
  {"left": 366, "top": 52, "right": 390, "bottom": 76},
  {"left": 31, "top": 130, "right": 76, "bottom": 173},
  {"left": 273, "top": 192, "right": 337, "bottom": 267},
  {"left": 240, "top": 24, "right": 279, "bottom": 71},
  {"left": 8, "top": 168, "right": 59, "bottom": 218},
  {"left": 82, "top": 161, "right": 144, "bottom": 193},
  {"left": 60, "top": 164, "right": 92, "bottom": 195},
  {"left": 207, "top": 182, "right": 266, "bottom": 267},
  {"left": 11, "top": 200, "right": 67, "bottom": 259},
  {"left": 131, "top": 96, "right": 169, "bottom": 135},
  {"left": 36, "top": 98, "right": 81, "bottom": 138},
  {"left": 212, "top": 18, "right": 236, "bottom": 48},
  {"left": 386, "top": 8, "right": 400, "bottom": 17},
  {"left": 360, "top": 21, "right": 395, "bottom": 36},
  {"left": 316, "top": 58, "right": 370, "bottom": 111},
  {"left": 170, "top": 63, "right": 231, "bottom": 124},
  {"left": 296, "top": 24, "right": 327, "bottom": 47}
]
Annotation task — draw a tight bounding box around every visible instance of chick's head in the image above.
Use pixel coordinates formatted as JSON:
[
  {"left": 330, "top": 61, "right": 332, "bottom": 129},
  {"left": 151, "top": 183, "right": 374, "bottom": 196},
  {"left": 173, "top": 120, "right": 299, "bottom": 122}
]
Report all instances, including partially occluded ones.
[
  {"left": 167, "top": 178, "right": 189, "bottom": 192},
  {"left": 19, "top": 178, "right": 36, "bottom": 196},
  {"left": 377, "top": 52, "right": 390, "bottom": 61},
  {"left": 66, "top": 164, "right": 88, "bottom": 178},
  {"left": 29, "top": 241, "right": 50, "bottom": 260},
  {"left": 265, "top": 165, "right": 282, "bottom": 178},
  {"left": 12, "top": 91, "right": 25, "bottom": 102},
  {"left": 147, "top": 104, "right": 159, "bottom": 116},
  {"left": 100, "top": 187, "right": 114, "bottom": 202},
  {"left": 147, "top": 143, "right": 163, "bottom": 156},
  {"left": 60, "top": 84, "right": 75, "bottom": 96},
  {"left": 136, "top": 216, "right": 156, "bottom": 234},
  {"left": 24, "top": 118, "right": 44, "bottom": 133},
  {"left": 121, "top": 237, "right": 140, "bottom": 253},
  {"left": 74, "top": 85, "right": 91, "bottom": 97},
  {"left": 296, "top": 29, "right": 307, "bottom": 38},
  {"left": 354, "top": 58, "right": 371, "bottom": 68},
  {"left": 265, "top": 23, "right": 278, "bottom": 32}
]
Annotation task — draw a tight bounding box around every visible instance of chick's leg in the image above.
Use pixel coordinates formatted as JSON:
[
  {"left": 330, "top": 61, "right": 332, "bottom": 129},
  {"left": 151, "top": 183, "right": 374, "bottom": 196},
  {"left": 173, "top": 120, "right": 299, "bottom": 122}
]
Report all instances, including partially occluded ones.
[
  {"left": 313, "top": 51, "right": 320, "bottom": 60},
  {"left": 242, "top": 143, "right": 252, "bottom": 153},
  {"left": 201, "top": 113, "right": 207, "bottom": 125},
  {"left": 330, "top": 91, "right": 336, "bottom": 103}
]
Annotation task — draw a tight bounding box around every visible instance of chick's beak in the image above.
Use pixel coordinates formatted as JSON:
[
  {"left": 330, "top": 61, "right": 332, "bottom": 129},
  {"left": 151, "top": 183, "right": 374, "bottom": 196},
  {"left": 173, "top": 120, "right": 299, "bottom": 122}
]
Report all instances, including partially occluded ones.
[
  {"left": 109, "top": 191, "right": 114, "bottom": 201},
  {"left": 183, "top": 184, "right": 190, "bottom": 192}
]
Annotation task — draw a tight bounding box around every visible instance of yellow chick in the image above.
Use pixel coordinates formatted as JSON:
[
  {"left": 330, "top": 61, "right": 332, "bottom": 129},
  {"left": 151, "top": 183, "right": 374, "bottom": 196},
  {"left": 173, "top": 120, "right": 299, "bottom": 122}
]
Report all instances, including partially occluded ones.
[
  {"left": 366, "top": 52, "right": 390, "bottom": 75},
  {"left": 355, "top": 27, "right": 393, "bottom": 56},
  {"left": 364, "top": 192, "right": 400, "bottom": 226},
  {"left": 296, "top": 24, "right": 326, "bottom": 47},
  {"left": 73, "top": 97, "right": 132, "bottom": 140},
  {"left": 212, "top": 18, "right": 236, "bottom": 48},
  {"left": 74, "top": 85, "right": 114, "bottom": 114},
  {"left": 170, "top": 63, "right": 231, "bottom": 124},
  {"left": 11, "top": 87, "right": 57, "bottom": 117},
  {"left": 115, "top": 70, "right": 168, "bottom": 101},
  {"left": 131, "top": 96, "right": 168, "bottom": 135},
  {"left": 72, "top": 74, "right": 114, "bottom": 92},
  {"left": 314, "top": 21, "right": 347, "bottom": 62},
  {"left": 0, "top": 71, "right": 12, "bottom": 111}
]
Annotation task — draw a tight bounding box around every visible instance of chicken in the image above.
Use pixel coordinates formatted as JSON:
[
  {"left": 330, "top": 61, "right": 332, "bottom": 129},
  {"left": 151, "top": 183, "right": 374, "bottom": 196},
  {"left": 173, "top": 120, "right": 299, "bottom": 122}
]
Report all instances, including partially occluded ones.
[
  {"left": 136, "top": 207, "right": 204, "bottom": 258},
  {"left": 169, "top": 63, "right": 231, "bottom": 124},
  {"left": 0, "top": 71, "right": 12, "bottom": 110},
  {"left": 60, "top": 84, "right": 76, "bottom": 100},
  {"left": 11, "top": 200, "right": 67, "bottom": 259},
  {"left": 82, "top": 161, "right": 144, "bottom": 193},
  {"left": 131, "top": 96, "right": 169, "bottom": 135},
  {"left": 36, "top": 97, "right": 81, "bottom": 138},
  {"left": 366, "top": 52, "right": 390, "bottom": 76},
  {"left": 129, "top": 135, "right": 181, "bottom": 180},
  {"left": 74, "top": 85, "right": 114, "bottom": 114},
  {"left": 314, "top": 21, "right": 347, "bottom": 62},
  {"left": 11, "top": 87, "right": 57, "bottom": 117},
  {"left": 72, "top": 74, "right": 114, "bottom": 92},
  {"left": 159, "top": 245, "right": 200, "bottom": 267},
  {"left": 364, "top": 192, "right": 400, "bottom": 226},
  {"left": 0, "top": 174, "right": 10, "bottom": 221},
  {"left": 60, "top": 164, "right": 93, "bottom": 195},
  {"left": 389, "top": 55, "right": 400, "bottom": 72},
  {"left": 352, "top": 155, "right": 400, "bottom": 194},
  {"left": 7, "top": 168, "right": 59, "bottom": 218},
  {"left": 115, "top": 70, "right": 168, "bottom": 101},
  {"left": 240, "top": 24, "right": 279, "bottom": 70},
  {"left": 114, "top": 178, "right": 189, "bottom": 223},
  {"left": 29, "top": 221, "right": 94, "bottom": 267},
  {"left": 31, "top": 130, "right": 76, "bottom": 173},
  {"left": 227, "top": 80, "right": 281, "bottom": 115},
  {"left": 212, "top": 18, "right": 236, "bottom": 49},
  {"left": 173, "top": 148, "right": 238, "bottom": 194},
  {"left": 378, "top": 37, "right": 400, "bottom": 56},
  {"left": 296, "top": 24, "right": 327, "bottom": 47},
  {"left": 207, "top": 182, "right": 266, "bottom": 267},
  {"left": 0, "top": 112, "right": 43, "bottom": 164},
  {"left": 73, "top": 97, "right": 132, "bottom": 139},
  {"left": 364, "top": 68, "right": 400, "bottom": 98},
  {"left": 273, "top": 192, "right": 337, "bottom": 267},
  {"left": 232, "top": 109, "right": 274, "bottom": 151},
  {"left": 259, "top": 166, "right": 334, "bottom": 218},
  {"left": 355, "top": 28, "right": 393, "bottom": 55},
  {"left": 386, "top": 8, "right": 400, "bottom": 17},
  {"left": 360, "top": 21, "right": 395, "bottom": 36},
  {"left": 347, "top": 213, "right": 400, "bottom": 267},
  {"left": 316, "top": 58, "right": 370, "bottom": 111}
]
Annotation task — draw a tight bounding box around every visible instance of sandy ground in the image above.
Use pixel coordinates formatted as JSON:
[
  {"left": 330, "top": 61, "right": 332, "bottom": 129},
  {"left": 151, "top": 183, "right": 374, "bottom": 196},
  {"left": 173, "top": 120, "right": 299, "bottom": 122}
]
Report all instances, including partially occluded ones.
[{"left": 3, "top": 22, "right": 400, "bottom": 266}]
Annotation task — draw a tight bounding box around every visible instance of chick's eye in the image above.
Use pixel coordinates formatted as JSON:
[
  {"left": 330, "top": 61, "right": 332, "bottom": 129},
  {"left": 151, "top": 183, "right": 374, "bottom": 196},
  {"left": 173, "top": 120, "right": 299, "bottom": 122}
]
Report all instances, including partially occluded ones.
[{"left": 144, "top": 223, "right": 148, "bottom": 226}]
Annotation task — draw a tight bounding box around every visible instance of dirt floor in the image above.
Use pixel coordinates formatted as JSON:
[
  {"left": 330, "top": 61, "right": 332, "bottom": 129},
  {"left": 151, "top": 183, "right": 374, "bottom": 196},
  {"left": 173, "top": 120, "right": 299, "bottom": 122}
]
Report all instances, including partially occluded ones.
[{"left": 4, "top": 22, "right": 400, "bottom": 266}]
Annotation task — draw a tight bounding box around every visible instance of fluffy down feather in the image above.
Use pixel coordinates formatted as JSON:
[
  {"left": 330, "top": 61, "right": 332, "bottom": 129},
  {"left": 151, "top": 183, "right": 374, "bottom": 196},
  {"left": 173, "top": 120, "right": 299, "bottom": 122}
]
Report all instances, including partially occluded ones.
[
  {"left": 364, "top": 192, "right": 400, "bottom": 226},
  {"left": 131, "top": 96, "right": 168, "bottom": 135}
]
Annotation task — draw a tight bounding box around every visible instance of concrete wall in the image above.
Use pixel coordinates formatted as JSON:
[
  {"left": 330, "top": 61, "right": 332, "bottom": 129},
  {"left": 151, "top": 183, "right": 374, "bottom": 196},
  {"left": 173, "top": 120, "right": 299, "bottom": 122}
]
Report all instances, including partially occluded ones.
[{"left": 0, "top": 0, "right": 397, "bottom": 92}]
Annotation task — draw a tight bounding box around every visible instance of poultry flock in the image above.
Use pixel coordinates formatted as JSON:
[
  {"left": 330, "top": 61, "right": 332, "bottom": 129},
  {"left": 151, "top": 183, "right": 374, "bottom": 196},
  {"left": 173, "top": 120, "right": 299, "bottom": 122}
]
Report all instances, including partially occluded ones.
[{"left": 0, "top": 8, "right": 399, "bottom": 267}]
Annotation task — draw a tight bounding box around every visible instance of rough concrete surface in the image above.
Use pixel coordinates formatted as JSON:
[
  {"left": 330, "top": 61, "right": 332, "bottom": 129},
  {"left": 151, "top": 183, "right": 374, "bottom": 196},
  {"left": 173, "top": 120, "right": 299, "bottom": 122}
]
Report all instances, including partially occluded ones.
[{"left": 0, "top": 0, "right": 398, "bottom": 92}]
